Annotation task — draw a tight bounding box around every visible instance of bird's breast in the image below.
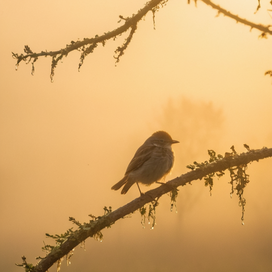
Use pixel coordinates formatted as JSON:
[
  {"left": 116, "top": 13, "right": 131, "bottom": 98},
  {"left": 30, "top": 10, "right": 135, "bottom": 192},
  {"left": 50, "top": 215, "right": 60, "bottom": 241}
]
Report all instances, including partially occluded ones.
[{"left": 129, "top": 146, "right": 174, "bottom": 185}]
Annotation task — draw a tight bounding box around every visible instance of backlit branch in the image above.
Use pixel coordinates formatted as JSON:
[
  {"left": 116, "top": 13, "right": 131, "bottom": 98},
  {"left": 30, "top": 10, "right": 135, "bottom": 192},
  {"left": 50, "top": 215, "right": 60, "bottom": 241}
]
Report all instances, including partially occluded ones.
[
  {"left": 17, "top": 147, "right": 272, "bottom": 272},
  {"left": 200, "top": 0, "right": 272, "bottom": 37},
  {"left": 12, "top": 0, "right": 168, "bottom": 81},
  {"left": 12, "top": 0, "right": 272, "bottom": 79},
  {"left": 199, "top": 0, "right": 272, "bottom": 77}
]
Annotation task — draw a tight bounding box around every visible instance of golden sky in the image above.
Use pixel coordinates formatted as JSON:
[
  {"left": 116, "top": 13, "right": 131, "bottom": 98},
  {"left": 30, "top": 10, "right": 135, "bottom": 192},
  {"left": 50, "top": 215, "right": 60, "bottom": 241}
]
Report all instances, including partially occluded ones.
[{"left": 1, "top": 1, "right": 272, "bottom": 271}]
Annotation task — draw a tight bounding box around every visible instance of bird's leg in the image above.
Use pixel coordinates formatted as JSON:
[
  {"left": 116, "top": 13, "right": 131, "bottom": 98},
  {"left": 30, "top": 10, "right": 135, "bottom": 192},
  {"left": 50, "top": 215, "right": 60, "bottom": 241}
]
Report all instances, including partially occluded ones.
[
  {"left": 156, "top": 176, "right": 168, "bottom": 186},
  {"left": 137, "top": 182, "right": 156, "bottom": 201},
  {"left": 156, "top": 181, "right": 166, "bottom": 185},
  {"left": 136, "top": 182, "right": 144, "bottom": 196}
]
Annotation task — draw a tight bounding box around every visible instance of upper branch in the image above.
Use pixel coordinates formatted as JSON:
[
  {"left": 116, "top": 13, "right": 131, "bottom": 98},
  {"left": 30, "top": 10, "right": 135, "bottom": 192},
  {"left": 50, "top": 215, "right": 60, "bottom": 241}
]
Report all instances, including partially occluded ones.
[
  {"left": 32, "top": 147, "right": 272, "bottom": 272},
  {"left": 12, "top": 0, "right": 168, "bottom": 80},
  {"left": 201, "top": 0, "right": 272, "bottom": 36},
  {"left": 12, "top": 0, "right": 272, "bottom": 80}
]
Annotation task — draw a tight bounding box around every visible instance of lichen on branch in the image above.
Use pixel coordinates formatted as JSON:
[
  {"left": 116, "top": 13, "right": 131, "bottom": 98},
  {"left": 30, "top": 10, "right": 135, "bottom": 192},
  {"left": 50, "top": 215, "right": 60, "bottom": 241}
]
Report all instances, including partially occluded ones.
[
  {"left": 12, "top": 0, "right": 169, "bottom": 81},
  {"left": 16, "top": 147, "right": 272, "bottom": 272},
  {"left": 13, "top": 0, "right": 272, "bottom": 80}
]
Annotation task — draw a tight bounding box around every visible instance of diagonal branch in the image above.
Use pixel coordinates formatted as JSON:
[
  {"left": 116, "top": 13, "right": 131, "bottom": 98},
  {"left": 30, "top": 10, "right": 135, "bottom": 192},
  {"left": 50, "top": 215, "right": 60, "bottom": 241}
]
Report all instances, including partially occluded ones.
[
  {"left": 29, "top": 147, "right": 272, "bottom": 272},
  {"left": 12, "top": 0, "right": 168, "bottom": 80},
  {"left": 12, "top": 0, "right": 272, "bottom": 80},
  {"left": 200, "top": 0, "right": 272, "bottom": 36},
  {"left": 200, "top": 0, "right": 272, "bottom": 77}
]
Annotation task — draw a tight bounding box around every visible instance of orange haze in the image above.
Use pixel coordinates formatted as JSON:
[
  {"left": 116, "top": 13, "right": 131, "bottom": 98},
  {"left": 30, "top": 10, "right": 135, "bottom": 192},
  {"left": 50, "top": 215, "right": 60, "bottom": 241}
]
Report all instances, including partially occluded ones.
[{"left": 1, "top": 1, "right": 272, "bottom": 271}]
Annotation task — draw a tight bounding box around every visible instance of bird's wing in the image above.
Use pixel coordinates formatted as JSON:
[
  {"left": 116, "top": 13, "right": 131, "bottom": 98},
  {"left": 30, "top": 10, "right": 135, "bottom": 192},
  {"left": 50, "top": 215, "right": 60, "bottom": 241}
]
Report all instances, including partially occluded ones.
[{"left": 125, "top": 144, "right": 156, "bottom": 175}]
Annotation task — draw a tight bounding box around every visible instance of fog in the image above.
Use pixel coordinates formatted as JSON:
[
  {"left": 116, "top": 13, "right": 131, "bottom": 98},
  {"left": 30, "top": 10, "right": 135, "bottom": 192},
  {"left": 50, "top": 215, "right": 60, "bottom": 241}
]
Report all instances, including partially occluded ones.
[{"left": 1, "top": 1, "right": 272, "bottom": 271}]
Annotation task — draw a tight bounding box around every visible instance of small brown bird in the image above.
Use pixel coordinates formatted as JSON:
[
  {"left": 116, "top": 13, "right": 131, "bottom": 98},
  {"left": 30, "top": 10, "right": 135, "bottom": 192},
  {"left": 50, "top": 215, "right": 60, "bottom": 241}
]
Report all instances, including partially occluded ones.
[{"left": 111, "top": 131, "right": 179, "bottom": 195}]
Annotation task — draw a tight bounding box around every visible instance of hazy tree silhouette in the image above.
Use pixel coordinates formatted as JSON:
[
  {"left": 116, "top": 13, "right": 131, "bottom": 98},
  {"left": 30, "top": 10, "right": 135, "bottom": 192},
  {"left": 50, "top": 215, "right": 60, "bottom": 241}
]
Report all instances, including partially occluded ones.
[{"left": 157, "top": 97, "right": 224, "bottom": 164}]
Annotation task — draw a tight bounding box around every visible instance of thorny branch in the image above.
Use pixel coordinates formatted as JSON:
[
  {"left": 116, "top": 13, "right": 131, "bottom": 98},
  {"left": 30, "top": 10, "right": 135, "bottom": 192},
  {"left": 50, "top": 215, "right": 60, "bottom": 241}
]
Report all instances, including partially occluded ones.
[
  {"left": 201, "top": 0, "right": 272, "bottom": 37},
  {"left": 12, "top": 0, "right": 272, "bottom": 80},
  {"left": 17, "top": 147, "right": 272, "bottom": 272},
  {"left": 12, "top": 0, "right": 168, "bottom": 81},
  {"left": 198, "top": 0, "right": 272, "bottom": 77}
]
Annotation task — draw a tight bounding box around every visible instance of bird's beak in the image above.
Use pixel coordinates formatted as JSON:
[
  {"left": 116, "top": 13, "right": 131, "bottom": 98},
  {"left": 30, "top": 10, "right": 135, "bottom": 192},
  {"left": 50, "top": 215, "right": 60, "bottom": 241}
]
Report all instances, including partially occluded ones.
[{"left": 171, "top": 140, "right": 179, "bottom": 144}]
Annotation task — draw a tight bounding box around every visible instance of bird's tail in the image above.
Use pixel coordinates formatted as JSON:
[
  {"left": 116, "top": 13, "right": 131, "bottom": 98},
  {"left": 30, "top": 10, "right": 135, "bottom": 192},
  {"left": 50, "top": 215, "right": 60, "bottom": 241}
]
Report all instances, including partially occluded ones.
[
  {"left": 120, "top": 179, "right": 135, "bottom": 194},
  {"left": 111, "top": 176, "right": 128, "bottom": 191}
]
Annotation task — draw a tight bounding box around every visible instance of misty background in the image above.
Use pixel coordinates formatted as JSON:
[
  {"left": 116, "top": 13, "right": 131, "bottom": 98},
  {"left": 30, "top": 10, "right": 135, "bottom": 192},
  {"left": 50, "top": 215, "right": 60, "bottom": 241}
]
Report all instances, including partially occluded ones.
[{"left": 1, "top": 0, "right": 272, "bottom": 271}]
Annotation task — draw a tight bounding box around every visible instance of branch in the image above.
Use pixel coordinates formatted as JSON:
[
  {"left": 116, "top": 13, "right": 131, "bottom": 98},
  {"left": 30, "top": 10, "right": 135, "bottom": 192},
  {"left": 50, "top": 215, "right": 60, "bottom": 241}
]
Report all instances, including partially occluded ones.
[
  {"left": 200, "top": 0, "right": 272, "bottom": 36},
  {"left": 18, "top": 147, "right": 272, "bottom": 272},
  {"left": 12, "top": 0, "right": 168, "bottom": 80},
  {"left": 12, "top": 0, "right": 272, "bottom": 80},
  {"left": 199, "top": 0, "right": 272, "bottom": 77}
]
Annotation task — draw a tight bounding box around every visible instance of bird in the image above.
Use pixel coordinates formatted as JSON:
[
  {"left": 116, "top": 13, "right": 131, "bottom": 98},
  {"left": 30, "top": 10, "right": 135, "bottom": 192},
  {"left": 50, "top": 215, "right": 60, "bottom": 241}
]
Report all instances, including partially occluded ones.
[{"left": 111, "top": 131, "right": 179, "bottom": 195}]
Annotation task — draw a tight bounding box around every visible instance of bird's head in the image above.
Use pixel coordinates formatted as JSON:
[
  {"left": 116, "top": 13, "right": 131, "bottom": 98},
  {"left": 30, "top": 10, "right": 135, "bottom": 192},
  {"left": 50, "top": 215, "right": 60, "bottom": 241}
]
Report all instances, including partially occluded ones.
[{"left": 148, "top": 131, "right": 179, "bottom": 148}]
